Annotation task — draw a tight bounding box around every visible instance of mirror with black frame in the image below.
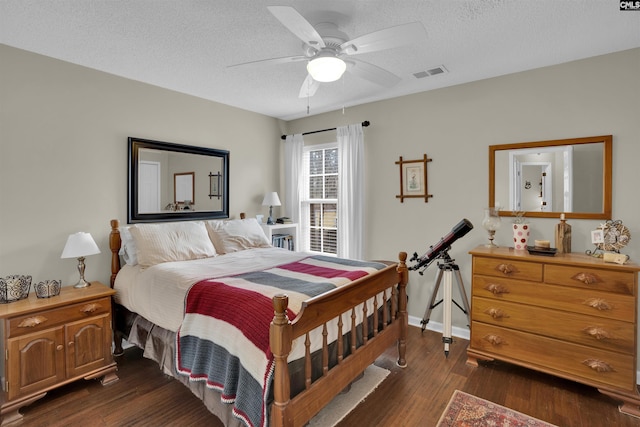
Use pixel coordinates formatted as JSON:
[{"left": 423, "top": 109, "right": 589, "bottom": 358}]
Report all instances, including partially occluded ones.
[
  {"left": 489, "top": 135, "right": 612, "bottom": 220},
  {"left": 128, "top": 137, "right": 229, "bottom": 223}
]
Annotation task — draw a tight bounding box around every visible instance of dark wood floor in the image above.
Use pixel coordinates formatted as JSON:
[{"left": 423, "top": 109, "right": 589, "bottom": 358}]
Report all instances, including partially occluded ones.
[{"left": 15, "top": 326, "right": 640, "bottom": 426}]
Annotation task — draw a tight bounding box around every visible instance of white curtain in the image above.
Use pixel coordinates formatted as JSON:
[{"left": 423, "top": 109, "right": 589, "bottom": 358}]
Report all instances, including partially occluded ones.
[
  {"left": 337, "top": 123, "right": 364, "bottom": 259},
  {"left": 284, "top": 133, "right": 308, "bottom": 251}
]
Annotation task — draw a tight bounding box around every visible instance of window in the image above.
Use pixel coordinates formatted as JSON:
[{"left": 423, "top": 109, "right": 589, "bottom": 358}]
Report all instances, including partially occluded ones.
[{"left": 303, "top": 144, "right": 338, "bottom": 255}]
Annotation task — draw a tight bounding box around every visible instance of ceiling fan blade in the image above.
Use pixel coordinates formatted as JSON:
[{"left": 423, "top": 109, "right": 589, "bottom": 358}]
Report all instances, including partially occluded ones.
[
  {"left": 298, "top": 74, "right": 320, "bottom": 98},
  {"left": 268, "top": 6, "right": 325, "bottom": 48},
  {"left": 340, "top": 22, "right": 425, "bottom": 55},
  {"left": 346, "top": 59, "right": 401, "bottom": 87},
  {"left": 228, "top": 55, "right": 307, "bottom": 69}
]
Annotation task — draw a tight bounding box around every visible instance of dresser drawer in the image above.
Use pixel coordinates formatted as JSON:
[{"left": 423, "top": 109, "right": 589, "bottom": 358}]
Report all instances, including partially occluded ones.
[
  {"left": 545, "top": 265, "right": 635, "bottom": 296},
  {"left": 472, "top": 275, "right": 635, "bottom": 322},
  {"left": 7, "top": 297, "right": 111, "bottom": 338},
  {"left": 470, "top": 322, "right": 636, "bottom": 391},
  {"left": 473, "top": 257, "right": 543, "bottom": 282},
  {"left": 472, "top": 297, "right": 635, "bottom": 354}
]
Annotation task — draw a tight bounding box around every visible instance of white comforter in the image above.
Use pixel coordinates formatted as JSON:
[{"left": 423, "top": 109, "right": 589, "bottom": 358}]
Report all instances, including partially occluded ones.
[{"left": 114, "top": 247, "right": 309, "bottom": 332}]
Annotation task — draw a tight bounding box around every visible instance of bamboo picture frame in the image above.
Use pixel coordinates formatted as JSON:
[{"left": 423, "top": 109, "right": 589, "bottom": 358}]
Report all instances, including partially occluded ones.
[{"left": 396, "top": 154, "right": 433, "bottom": 202}]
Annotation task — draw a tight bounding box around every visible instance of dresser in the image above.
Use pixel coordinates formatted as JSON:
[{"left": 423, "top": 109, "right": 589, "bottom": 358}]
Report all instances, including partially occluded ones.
[
  {"left": 468, "top": 246, "right": 640, "bottom": 417},
  {"left": 0, "top": 282, "right": 118, "bottom": 426}
]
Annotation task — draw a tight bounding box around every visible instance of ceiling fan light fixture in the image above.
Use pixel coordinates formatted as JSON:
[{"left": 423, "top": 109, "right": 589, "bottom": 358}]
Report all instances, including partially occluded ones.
[{"left": 307, "top": 55, "right": 346, "bottom": 82}]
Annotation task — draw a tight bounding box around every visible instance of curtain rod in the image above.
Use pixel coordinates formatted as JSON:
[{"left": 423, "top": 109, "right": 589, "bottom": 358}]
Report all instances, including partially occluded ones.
[{"left": 280, "top": 120, "right": 370, "bottom": 140}]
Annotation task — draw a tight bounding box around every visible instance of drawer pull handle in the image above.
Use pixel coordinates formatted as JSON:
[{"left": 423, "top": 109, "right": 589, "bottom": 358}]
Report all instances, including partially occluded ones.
[
  {"left": 18, "top": 316, "right": 47, "bottom": 328},
  {"left": 571, "top": 272, "right": 601, "bottom": 285},
  {"left": 56, "top": 345, "right": 63, "bottom": 351},
  {"left": 484, "top": 283, "right": 510, "bottom": 295},
  {"left": 583, "top": 298, "right": 612, "bottom": 311},
  {"left": 80, "top": 303, "right": 100, "bottom": 314},
  {"left": 582, "top": 359, "right": 614, "bottom": 373},
  {"left": 484, "top": 308, "right": 509, "bottom": 319},
  {"left": 496, "top": 263, "right": 517, "bottom": 276},
  {"left": 583, "top": 326, "right": 612, "bottom": 340},
  {"left": 483, "top": 334, "right": 504, "bottom": 346}
]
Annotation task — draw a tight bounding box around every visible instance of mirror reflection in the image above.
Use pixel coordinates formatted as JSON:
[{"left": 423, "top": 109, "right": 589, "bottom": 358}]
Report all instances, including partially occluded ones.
[
  {"left": 129, "top": 138, "right": 229, "bottom": 223},
  {"left": 490, "top": 135, "right": 612, "bottom": 220}
]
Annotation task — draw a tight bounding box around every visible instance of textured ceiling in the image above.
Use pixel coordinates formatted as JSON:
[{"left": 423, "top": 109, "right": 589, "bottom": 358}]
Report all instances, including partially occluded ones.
[{"left": 1, "top": 1, "right": 639, "bottom": 121}]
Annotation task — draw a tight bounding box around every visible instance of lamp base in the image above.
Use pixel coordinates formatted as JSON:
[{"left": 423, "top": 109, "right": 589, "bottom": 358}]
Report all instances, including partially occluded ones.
[
  {"left": 73, "top": 278, "right": 92, "bottom": 288},
  {"left": 73, "top": 256, "right": 91, "bottom": 288},
  {"left": 267, "top": 205, "right": 275, "bottom": 225}
]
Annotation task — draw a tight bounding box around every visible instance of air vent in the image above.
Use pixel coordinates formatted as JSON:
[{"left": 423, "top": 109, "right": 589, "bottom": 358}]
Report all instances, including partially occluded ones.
[{"left": 413, "top": 65, "right": 448, "bottom": 79}]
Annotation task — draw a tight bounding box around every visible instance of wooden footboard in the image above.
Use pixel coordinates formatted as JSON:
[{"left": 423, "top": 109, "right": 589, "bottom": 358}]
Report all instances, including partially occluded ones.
[
  {"left": 109, "top": 219, "right": 408, "bottom": 427},
  {"left": 270, "top": 253, "right": 408, "bottom": 427}
]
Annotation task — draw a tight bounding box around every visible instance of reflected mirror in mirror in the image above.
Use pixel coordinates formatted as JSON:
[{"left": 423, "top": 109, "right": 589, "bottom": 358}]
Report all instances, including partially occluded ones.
[
  {"left": 129, "top": 137, "right": 229, "bottom": 223},
  {"left": 490, "top": 135, "right": 612, "bottom": 220}
]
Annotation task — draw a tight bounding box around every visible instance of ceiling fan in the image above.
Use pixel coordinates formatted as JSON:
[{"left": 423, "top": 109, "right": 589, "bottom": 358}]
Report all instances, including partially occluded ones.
[{"left": 230, "top": 6, "right": 426, "bottom": 98}]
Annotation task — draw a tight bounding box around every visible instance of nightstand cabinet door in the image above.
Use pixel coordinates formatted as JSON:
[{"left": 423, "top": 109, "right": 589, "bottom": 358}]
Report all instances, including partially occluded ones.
[
  {"left": 7, "top": 327, "right": 65, "bottom": 400},
  {"left": 66, "top": 313, "right": 111, "bottom": 378}
]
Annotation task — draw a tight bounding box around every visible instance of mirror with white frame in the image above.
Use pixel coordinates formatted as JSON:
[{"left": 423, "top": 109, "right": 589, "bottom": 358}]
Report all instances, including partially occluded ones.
[{"left": 490, "top": 135, "right": 612, "bottom": 220}]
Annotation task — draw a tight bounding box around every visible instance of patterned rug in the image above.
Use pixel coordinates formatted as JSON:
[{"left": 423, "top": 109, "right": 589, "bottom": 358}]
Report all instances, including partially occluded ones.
[{"left": 437, "top": 390, "right": 558, "bottom": 427}]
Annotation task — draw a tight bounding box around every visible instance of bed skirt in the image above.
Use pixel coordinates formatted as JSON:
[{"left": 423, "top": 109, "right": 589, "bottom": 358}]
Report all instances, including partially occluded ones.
[
  {"left": 128, "top": 315, "right": 245, "bottom": 427},
  {"left": 125, "top": 306, "right": 379, "bottom": 427}
]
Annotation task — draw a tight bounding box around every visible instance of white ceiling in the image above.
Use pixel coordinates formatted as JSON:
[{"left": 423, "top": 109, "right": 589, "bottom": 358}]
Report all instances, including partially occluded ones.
[{"left": 1, "top": 1, "right": 639, "bottom": 121}]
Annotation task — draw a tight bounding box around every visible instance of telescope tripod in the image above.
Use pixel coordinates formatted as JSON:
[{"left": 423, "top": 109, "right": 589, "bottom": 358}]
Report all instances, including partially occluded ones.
[{"left": 420, "top": 252, "right": 471, "bottom": 357}]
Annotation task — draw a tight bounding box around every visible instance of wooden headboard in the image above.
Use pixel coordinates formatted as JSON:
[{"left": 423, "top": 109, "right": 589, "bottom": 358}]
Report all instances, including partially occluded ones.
[{"left": 109, "top": 219, "right": 122, "bottom": 288}]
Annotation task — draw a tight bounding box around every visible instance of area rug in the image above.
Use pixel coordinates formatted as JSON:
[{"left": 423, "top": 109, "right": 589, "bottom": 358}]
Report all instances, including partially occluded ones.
[
  {"left": 307, "top": 364, "right": 390, "bottom": 427},
  {"left": 437, "top": 390, "right": 558, "bottom": 427}
]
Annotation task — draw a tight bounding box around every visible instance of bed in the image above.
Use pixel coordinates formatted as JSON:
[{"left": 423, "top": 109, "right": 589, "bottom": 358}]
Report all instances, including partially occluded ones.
[{"left": 108, "top": 216, "right": 408, "bottom": 427}]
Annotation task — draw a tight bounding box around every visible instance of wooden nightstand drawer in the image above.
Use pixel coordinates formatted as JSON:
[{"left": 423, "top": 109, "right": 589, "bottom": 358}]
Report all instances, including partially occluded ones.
[
  {"left": 472, "top": 297, "right": 635, "bottom": 354},
  {"left": 470, "top": 322, "right": 636, "bottom": 391},
  {"left": 7, "top": 297, "right": 111, "bottom": 338},
  {"left": 473, "top": 257, "right": 543, "bottom": 282},
  {"left": 472, "top": 275, "right": 635, "bottom": 322},
  {"left": 545, "top": 265, "right": 635, "bottom": 296}
]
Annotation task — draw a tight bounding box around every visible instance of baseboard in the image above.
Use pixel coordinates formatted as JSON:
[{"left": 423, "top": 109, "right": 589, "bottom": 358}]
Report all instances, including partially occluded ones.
[{"left": 408, "top": 314, "right": 470, "bottom": 341}]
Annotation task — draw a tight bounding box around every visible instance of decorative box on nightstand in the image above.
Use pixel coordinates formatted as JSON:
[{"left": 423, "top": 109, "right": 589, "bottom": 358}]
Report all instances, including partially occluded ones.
[
  {"left": 0, "top": 281, "right": 118, "bottom": 426},
  {"left": 261, "top": 223, "right": 298, "bottom": 251}
]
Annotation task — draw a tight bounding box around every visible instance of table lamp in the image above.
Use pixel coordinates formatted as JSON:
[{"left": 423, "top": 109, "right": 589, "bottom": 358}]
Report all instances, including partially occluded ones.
[
  {"left": 61, "top": 232, "right": 101, "bottom": 288},
  {"left": 262, "top": 192, "right": 281, "bottom": 225}
]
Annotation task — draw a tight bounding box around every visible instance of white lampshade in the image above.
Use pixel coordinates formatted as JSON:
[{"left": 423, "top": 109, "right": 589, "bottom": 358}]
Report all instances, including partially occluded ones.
[
  {"left": 61, "top": 232, "right": 101, "bottom": 259},
  {"left": 262, "top": 192, "right": 281, "bottom": 207},
  {"left": 306, "top": 55, "right": 346, "bottom": 83}
]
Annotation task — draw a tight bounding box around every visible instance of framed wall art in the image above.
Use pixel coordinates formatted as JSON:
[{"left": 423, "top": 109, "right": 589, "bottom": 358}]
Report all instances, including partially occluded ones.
[{"left": 396, "top": 154, "right": 433, "bottom": 202}]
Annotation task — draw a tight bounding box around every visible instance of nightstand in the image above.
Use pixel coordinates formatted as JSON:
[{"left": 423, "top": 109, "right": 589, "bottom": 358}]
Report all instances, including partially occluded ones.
[
  {"left": 0, "top": 282, "right": 118, "bottom": 426},
  {"left": 261, "top": 223, "right": 298, "bottom": 251}
]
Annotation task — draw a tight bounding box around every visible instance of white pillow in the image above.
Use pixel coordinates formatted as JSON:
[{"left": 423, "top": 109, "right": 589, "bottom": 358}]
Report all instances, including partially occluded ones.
[
  {"left": 118, "top": 226, "right": 138, "bottom": 266},
  {"left": 129, "top": 221, "right": 217, "bottom": 267},
  {"left": 206, "top": 218, "right": 271, "bottom": 254}
]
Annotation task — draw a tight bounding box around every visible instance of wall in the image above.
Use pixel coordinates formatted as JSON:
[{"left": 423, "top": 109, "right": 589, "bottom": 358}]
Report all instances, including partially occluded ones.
[
  {"left": 0, "top": 44, "right": 284, "bottom": 287},
  {"left": 285, "top": 48, "right": 640, "bottom": 332},
  {"left": 1, "top": 44, "right": 639, "bottom": 349}
]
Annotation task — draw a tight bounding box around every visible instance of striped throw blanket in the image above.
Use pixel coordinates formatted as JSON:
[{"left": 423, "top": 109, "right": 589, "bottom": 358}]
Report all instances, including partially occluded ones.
[{"left": 176, "top": 255, "right": 386, "bottom": 427}]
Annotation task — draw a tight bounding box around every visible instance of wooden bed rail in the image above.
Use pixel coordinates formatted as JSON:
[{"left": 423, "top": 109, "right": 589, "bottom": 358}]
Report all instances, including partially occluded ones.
[{"left": 270, "top": 252, "right": 408, "bottom": 427}]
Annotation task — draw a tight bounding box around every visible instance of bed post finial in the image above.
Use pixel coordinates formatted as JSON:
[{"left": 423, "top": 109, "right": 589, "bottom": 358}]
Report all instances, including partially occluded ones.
[
  {"left": 270, "top": 294, "right": 292, "bottom": 427},
  {"left": 396, "top": 251, "right": 408, "bottom": 368},
  {"left": 110, "top": 219, "right": 121, "bottom": 288}
]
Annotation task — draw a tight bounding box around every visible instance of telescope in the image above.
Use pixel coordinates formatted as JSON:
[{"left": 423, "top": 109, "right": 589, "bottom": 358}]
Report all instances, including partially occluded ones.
[{"left": 409, "top": 219, "right": 473, "bottom": 273}]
